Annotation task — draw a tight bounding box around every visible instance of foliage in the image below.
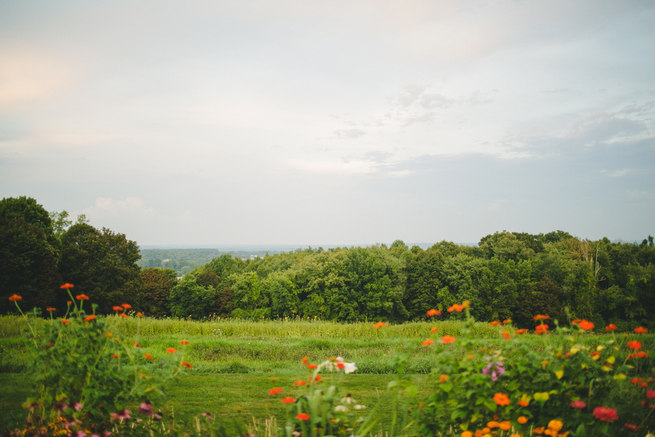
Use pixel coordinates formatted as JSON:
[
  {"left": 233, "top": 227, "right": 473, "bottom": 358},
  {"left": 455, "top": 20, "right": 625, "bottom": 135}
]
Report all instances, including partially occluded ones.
[
  {"left": 169, "top": 277, "right": 216, "bottom": 319},
  {"left": 138, "top": 267, "right": 177, "bottom": 317}
]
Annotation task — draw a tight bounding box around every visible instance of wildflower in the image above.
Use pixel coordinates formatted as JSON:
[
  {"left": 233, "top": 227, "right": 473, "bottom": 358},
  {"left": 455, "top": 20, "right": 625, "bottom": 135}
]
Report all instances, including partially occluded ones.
[
  {"left": 296, "top": 413, "right": 309, "bottom": 420},
  {"left": 422, "top": 339, "right": 434, "bottom": 347},
  {"left": 447, "top": 303, "right": 464, "bottom": 312},
  {"left": 535, "top": 324, "right": 549, "bottom": 334},
  {"left": 180, "top": 339, "right": 190, "bottom": 345},
  {"left": 46, "top": 307, "right": 56, "bottom": 312},
  {"left": 427, "top": 309, "right": 441, "bottom": 316},
  {"left": 624, "top": 423, "right": 640, "bottom": 431},
  {"left": 307, "top": 363, "right": 318, "bottom": 369},
  {"left": 605, "top": 324, "right": 617, "bottom": 331},
  {"left": 133, "top": 342, "right": 141, "bottom": 347},
  {"left": 60, "top": 283, "right": 74, "bottom": 289},
  {"left": 62, "top": 318, "right": 71, "bottom": 324},
  {"left": 430, "top": 326, "right": 438, "bottom": 333},
  {"left": 518, "top": 395, "right": 530, "bottom": 407},
  {"left": 111, "top": 354, "right": 120, "bottom": 358},
  {"left": 281, "top": 397, "right": 295, "bottom": 404},
  {"left": 301, "top": 356, "right": 308, "bottom": 365},
  {"left": 441, "top": 335, "right": 456, "bottom": 344},
  {"left": 138, "top": 401, "right": 153, "bottom": 416},
  {"left": 482, "top": 361, "right": 505, "bottom": 381},
  {"left": 373, "top": 321, "right": 388, "bottom": 329},
  {"left": 461, "top": 432, "right": 473, "bottom": 437},
  {"left": 647, "top": 390, "right": 655, "bottom": 399},
  {"left": 593, "top": 406, "right": 618, "bottom": 422},
  {"left": 119, "top": 313, "right": 128, "bottom": 318},
  {"left": 518, "top": 416, "right": 528, "bottom": 424},
  {"left": 502, "top": 331, "right": 511, "bottom": 340},
  {"left": 627, "top": 351, "right": 649, "bottom": 359},
  {"left": 578, "top": 320, "right": 594, "bottom": 330},
  {"left": 438, "top": 374, "right": 449, "bottom": 383},
  {"left": 294, "top": 380, "right": 307, "bottom": 386},
  {"left": 627, "top": 340, "right": 642, "bottom": 350},
  {"left": 110, "top": 409, "right": 131, "bottom": 421},
  {"left": 144, "top": 354, "right": 154, "bottom": 361},
  {"left": 493, "top": 393, "right": 510, "bottom": 406},
  {"left": 268, "top": 387, "right": 282, "bottom": 395},
  {"left": 336, "top": 362, "right": 345, "bottom": 369},
  {"left": 533, "top": 314, "right": 549, "bottom": 321},
  {"left": 136, "top": 312, "right": 144, "bottom": 317},
  {"left": 514, "top": 329, "right": 528, "bottom": 335},
  {"left": 312, "top": 375, "right": 323, "bottom": 382},
  {"left": 490, "top": 320, "right": 501, "bottom": 326},
  {"left": 112, "top": 306, "right": 123, "bottom": 312},
  {"left": 570, "top": 400, "right": 586, "bottom": 409},
  {"left": 590, "top": 351, "right": 600, "bottom": 360},
  {"left": 9, "top": 294, "right": 22, "bottom": 301},
  {"left": 121, "top": 303, "right": 132, "bottom": 309},
  {"left": 166, "top": 348, "right": 177, "bottom": 353},
  {"left": 182, "top": 361, "right": 193, "bottom": 369},
  {"left": 502, "top": 318, "right": 512, "bottom": 324},
  {"left": 499, "top": 421, "right": 511, "bottom": 431},
  {"left": 462, "top": 300, "right": 470, "bottom": 309},
  {"left": 84, "top": 315, "right": 97, "bottom": 322},
  {"left": 76, "top": 294, "right": 90, "bottom": 301},
  {"left": 548, "top": 419, "right": 563, "bottom": 431}
]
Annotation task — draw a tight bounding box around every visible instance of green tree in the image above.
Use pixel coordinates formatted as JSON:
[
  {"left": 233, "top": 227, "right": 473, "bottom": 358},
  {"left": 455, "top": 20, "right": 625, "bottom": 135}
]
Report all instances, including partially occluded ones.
[
  {"left": 137, "top": 268, "right": 176, "bottom": 317},
  {"left": 169, "top": 277, "right": 216, "bottom": 319}
]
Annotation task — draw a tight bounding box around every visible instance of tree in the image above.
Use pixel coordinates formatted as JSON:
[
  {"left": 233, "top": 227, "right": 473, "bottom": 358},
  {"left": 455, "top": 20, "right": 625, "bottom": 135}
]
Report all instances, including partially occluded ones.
[
  {"left": 0, "top": 197, "right": 60, "bottom": 312},
  {"left": 137, "top": 268, "right": 176, "bottom": 317},
  {"left": 169, "top": 277, "right": 216, "bottom": 319}
]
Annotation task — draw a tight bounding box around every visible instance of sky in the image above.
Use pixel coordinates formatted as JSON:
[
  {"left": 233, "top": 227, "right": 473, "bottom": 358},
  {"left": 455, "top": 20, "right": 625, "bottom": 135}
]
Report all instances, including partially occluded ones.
[{"left": 1, "top": 0, "right": 654, "bottom": 247}]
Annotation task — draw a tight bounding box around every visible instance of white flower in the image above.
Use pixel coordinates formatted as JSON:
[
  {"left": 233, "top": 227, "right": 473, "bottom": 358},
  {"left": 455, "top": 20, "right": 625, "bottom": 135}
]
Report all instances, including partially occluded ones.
[
  {"left": 342, "top": 361, "right": 357, "bottom": 374},
  {"left": 353, "top": 404, "right": 366, "bottom": 410},
  {"left": 334, "top": 405, "right": 348, "bottom": 412}
]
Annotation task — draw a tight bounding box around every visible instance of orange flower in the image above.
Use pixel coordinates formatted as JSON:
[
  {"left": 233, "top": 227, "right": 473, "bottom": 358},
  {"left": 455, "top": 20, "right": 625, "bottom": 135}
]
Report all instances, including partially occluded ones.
[
  {"left": 312, "top": 375, "right": 323, "bottom": 382},
  {"left": 514, "top": 329, "right": 528, "bottom": 335},
  {"left": 430, "top": 326, "right": 438, "bottom": 333},
  {"left": 438, "top": 374, "right": 449, "bottom": 383},
  {"left": 166, "top": 348, "right": 177, "bottom": 353},
  {"left": 8, "top": 294, "right": 22, "bottom": 302},
  {"left": 111, "top": 354, "right": 120, "bottom": 358},
  {"left": 60, "top": 283, "right": 74, "bottom": 289},
  {"left": 571, "top": 319, "right": 582, "bottom": 325},
  {"left": 518, "top": 416, "right": 528, "bottom": 424},
  {"left": 373, "top": 321, "right": 388, "bottom": 329},
  {"left": 46, "top": 307, "right": 56, "bottom": 312},
  {"left": 268, "top": 387, "right": 282, "bottom": 395},
  {"left": 447, "top": 303, "right": 464, "bottom": 313},
  {"left": 84, "top": 315, "right": 97, "bottom": 322},
  {"left": 533, "top": 314, "right": 549, "bottom": 321},
  {"left": 119, "top": 313, "right": 128, "bottom": 318},
  {"left": 493, "top": 392, "right": 510, "bottom": 406},
  {"left": 535, "top": 324, "right": 549, "bottom": 334},
  {"left": 182, "top": 362, "right": 193, "bottom": 369},
  {"left": 144, "top": 353, "right": 154, "bottom": 361},
  {"left": 75, "top": 294, "right": 89, "bottom": 301},
  {"left": 337, "top": 362, "right": 345, "bottom": 369},
  {"left": 605, "top": 324, "right": 617, "bottom": 331},
  {"left": 499, "top": 421, "right": 511, "bottom": 431},
  {"left": 136, "top": 312, "right": 144, "bottom": 317},
  {"left": 301, "top": 356, "right": 309, "bottom": 364},
  {"left": 294, "top": 380, "right": 307, "bottom": 386},
  {"left": 502, "top": 318, "right": 512, "bottom": 325},
  {"left": 121, "top": 303, "right": 132, "bottom": 309},
  {"left": 180, "top": 340, "right": 190, "bottom": 345},
  {"left": 422, "top": 339, "right": 434, "bottom": 347},
  {"left": 281, "top": 397, "right": 295, "bottom": 404},
  {"left": 502, "top": 331, "right": 511, "bottom": 340},
  {"left": 61, "top": 318, "right": 71, "bottom": 324},
  {"left": 518, "top": 399, "right": 529, "bottom": 407},
  {"left": 133, "top": 342, "right": 141, "bottom": 348},
  {"left": 578, "top": 320, "right": 594, "bottom": 331},
  {"left": 307, "top": 363, "right": 318, "bottom": 369},
  {"left": 112, "top": 306, "right": 124, "bottom": 311},
  {"left": 427, "top": 309, "right": 441, "bottom": 316},
  {"left": 634, "top": 326, "right": 648, "bottom": 334},
  {"left": 489, "top": 320, "right": 501, "bottom": 326},
  {"left": 627, "top": 340, "right": 642, "bottom": 350},
  {"left": 295, "top": 412, "right": 309, "bottom": 420},
  {"left": 441, "top": 335, "right": 456, "bottom": 344}
]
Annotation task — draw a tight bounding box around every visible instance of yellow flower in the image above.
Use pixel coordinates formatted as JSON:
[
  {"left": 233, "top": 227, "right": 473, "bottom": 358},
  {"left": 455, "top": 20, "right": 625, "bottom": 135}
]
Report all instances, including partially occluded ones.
[{"left": 547, "top": 419, "right": 563, "bottom": 431}]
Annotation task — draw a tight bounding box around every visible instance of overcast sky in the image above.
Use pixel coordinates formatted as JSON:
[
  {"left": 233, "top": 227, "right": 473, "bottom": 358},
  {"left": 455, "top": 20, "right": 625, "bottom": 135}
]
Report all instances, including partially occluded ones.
[{"left": 1, "top": 0, "right": 654, "bottom": 247}]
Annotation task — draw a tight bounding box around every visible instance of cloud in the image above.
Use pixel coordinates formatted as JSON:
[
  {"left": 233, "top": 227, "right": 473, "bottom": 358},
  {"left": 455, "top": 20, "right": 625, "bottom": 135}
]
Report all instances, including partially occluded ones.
[{"left": 331, "top": 128, "right": 366, "bottom": 139}]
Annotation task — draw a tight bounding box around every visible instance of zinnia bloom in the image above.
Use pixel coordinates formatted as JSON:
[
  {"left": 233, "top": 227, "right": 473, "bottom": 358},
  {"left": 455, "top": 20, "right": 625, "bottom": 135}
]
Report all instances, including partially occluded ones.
[
  {"left": 84, "top": 315, "right": 97, "bottom": 322},
  {"left": 121, "top": 303, "right": 132, "bottom": 309},
  {"left": 301, "top": 356, "right": 308, "bottom": 364},
  {"left": 75, "top": 294, "right": 90, "bottom": 301},
  {"left": 60, "top": 283, "right": 74, "bottom": 289},
  {"left": 627, "top": 340, "right": 642, "bottom": 350},
  {"left": 493, "top": 393, "right": 510, "bottom": 406},
  {"left": 441, "top": 335, "right": 456, "bottom": 344},
  {"left": 119, "top": 313, "right": 128, "bottom": 318},
  {"left": 426, "top": 309, "right": 441, "bottom": 316},
  {"left": 373, "top": 321, "right": 388, "bottom": 329},
  {"left": 8, "top": 294, "right": 22, "bottom": 301},
  {"left": 295, "top": 412, "right": 309, "bottom": 420},
  {"left": 136, "top": 312, "right": 144, "bottom": 317},
  {"left": 430, "top": 326, "right": 438, "bottom": 333},
  {"left": 548, "top": 420, "right": 563, "bottom": 431},
  {"left": 518, "top": 416, "right": 528, "bottom": 424},
  {"left": 447, "top": 303, "right": 464, "bottom": 313},
  {"left": 112, "top": 306, "right": 124, "bottom": 311},
  {"left": 438, "top": 374, "right": 449, "bottom": 383},
  {"left": 268, "top": 387, "right": 282, "bottom": 395},
  {"left": 535, "top": 324, "right": 549, "bottom": 334},
  {"left": 634, "top": 326, "right": 648, "bottom": 334},
  {"left": 306, "top": 363, "right": 318, "bottom": 369},
  {"left": 46, "top": 307, "right": 56, "bottom": 312},
  {"left": 605, "top": 324, "right": 617, "bottom": 331},
  {"left": 593, "top": 406, "right": 618, "bottom": 422},
  {"left": 502, "top": 331, "right": 511, "bottom": 340},
  {"left": 180, "top": 340, "right": 190, "bottom": 345},
  {"left": 570, "top": 400, "right": 586, "bottom": 409},
  {"left": 422, "top": 339, "right": 434, "bottom": 347},
  {"left": 144, "top": 354, "right": 154, "bottom": 361},
  {"left": 533, "top": 314, "right": 549, "bottom": 321},
  {"left": 281, "top": 397, "right": 295, "bottom": 404},
  {"left": 166, "top": 348, "right": 177, "bottom": 353},
  {"left": 294, "top": 380, "right": 307, "bottom": 386},
  {"left": 489, "top": 320, "right": 501, "bottom": 326},
  {"left": 578, "top": 320, "right": 594, "bottom": 330},
  {"left": 61, "top": 318, "right": 71, "bottom": 324},
  {"left": 514, "top": 329, "right": 528, "bottom": 335},
  {"left": 182, "top": 362, "right": 193, "bottom": 369}
]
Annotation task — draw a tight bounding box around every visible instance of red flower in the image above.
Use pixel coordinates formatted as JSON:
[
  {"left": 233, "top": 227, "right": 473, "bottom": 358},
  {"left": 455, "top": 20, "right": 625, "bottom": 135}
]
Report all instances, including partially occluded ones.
[
  {"left": 627, "top": 340, "right": 642, "bottom": 350},
  {"left": 422, "top": 339, "right": 434, "bottom": 347},
  {"left": 441, "top": 335, "right": 456, "bottom": 344},
  {"left": 111, "top": 354, "right": 120, "bottom": 359},
  {"left": 427, "top": 309, "right": 441, "bottom": 316},
  {"left": 61, "top": 319, "right": 71, "bottom": 325},
  {"left": 570, "top": 400, "right": 586, "bottom": 409},
  {"left": 281, "top": 397, "right": 295, "bottom": 404},
  {"left": 136, "top": 312, "right": 144, "bottom": 317},
  {"left": 8, "top": 294, "right": 22, "bottom": 302},
  {"left": 178, "top": 340, "right": 190, "bottom": 345},
  {"left": 605, "top": 324, "right": 617, "bottom": 331},
  {"left": 337, "top": 362, "right": 345, "bottom": 369},
  {"left": 312, "top": 375, "right": 323, "bottom": 382},
  {"left": 489, "top": 320, "right": 501, "bottom": 326},
  {"left": 46, "top": 307, "right": 56, "bottom": 312},
  {"left": 84, "top": 315, "right": 97, "bottom": 322},
  {"left": 182, "top": 362, "right": 193, "bottom": 369},
  {"left": 502, "top": 331, "right": 511, "bottom": 340},
  {"left": 447, "top": 304, "right": 463, "bottom": 313},
  {"left": 294, "top": 380, "right": 307, "bottom": 386},
  {"left": 295, "top": 413, "right": 309, "bottom": 420},
  {"left": 493, "top": 393, "right": 510, "bottom": 406},
  {"left": 119, "top": 313, "right": 128, "bottom": 318},
  {"left": 373, "top": 321, "right": 388, "bottom": 329},
  {"left": 75, "top": 294, "right": 90, "bottom": 301},
  {"left": 268, "top": 387, "right": 282, "bottom": 395},
  {"left": 578, "top": 320, "right": 594, "bottom": 331},
  {"left": 535, "top": 324, "right": 549, "bottom": 334},
  {"left": 430, "top": 326, "right": 438, "bottom": 333},
  {"left": 634, "top": 326, "right": 648, "bottom": 334},
  {"left": 306, "top": 363, "right": 318, "bottom": 369},
  {"left": 112, "top": 306, "right": 124, "bottom": 312},
  {"left": 166, "top": 348, "right": 177, "bottom": 354},
  {"left": 593, "top": 406, "right": 618, "bottom": 422},
  {"left": 144, "top": 354, "right": 154, "bottom": 361},
  {"left": 121, "top": 303, "right": 132, "bottom": 309},
  {"left": 301, "top": 356, "right": 308, "bottom": 365},
  {"left": 514, "top": 329, "right": 528, "bottom": 335},
  {"left": 60, "top": 283, "right": 74, "bottom": 289},
  {"left": 647, "top": 390, "right": 655, "bottom": 399},
  {"left": 533, "top": 314, "right": 549, "bottom": 321}
]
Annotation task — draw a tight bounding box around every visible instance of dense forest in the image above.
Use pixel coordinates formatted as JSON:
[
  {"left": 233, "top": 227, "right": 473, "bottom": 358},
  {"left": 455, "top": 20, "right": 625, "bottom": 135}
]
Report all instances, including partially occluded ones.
[{"left": 1, "top": 196, "right": 654, "bottom": 329}]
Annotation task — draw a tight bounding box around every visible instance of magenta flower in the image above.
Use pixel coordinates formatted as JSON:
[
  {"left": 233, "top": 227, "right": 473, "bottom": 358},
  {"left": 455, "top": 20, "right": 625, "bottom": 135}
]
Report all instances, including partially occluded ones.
[
  {"left": 138, "top": 401, "right": 153, "bottom": 416},
  {"left": 570, "top": 400, "right": 586, "bottom": 409},
  {"left": 110, "top": 409, "right": 131, "bottom": 421},
  {"left": 593, "top": 406, "right": 619, "bottom": 422}
]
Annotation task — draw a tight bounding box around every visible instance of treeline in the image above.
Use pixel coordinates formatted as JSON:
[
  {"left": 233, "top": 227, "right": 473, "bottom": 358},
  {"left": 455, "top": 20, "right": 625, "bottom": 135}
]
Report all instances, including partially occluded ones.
[{"left": 2, "top": 196, "right": 654, "bottom": 329}]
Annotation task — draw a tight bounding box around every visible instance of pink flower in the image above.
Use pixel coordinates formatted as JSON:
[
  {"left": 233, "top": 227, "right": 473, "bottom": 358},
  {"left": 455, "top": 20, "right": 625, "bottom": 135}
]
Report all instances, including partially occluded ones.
[
  {"left": 570, "top": 400, "right": 586, "bottom": 409},
  {"left": 593, "top": 406, "right": 618, "bottom": 422},
  {"left": 647, "top": 390, "right": 655, "bottom": 399}
]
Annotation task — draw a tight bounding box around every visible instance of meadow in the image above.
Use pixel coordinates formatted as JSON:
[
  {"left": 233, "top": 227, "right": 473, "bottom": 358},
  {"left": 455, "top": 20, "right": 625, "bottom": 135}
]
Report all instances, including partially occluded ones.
[{"left": 1, "top": 307, "right": 654, "bottom": 436}]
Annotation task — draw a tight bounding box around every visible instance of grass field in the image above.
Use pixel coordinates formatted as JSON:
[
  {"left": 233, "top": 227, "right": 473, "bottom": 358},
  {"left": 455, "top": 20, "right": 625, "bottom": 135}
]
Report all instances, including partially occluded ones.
[{"left": 1, "top": 315, "right": 653, "bottom": 435}]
